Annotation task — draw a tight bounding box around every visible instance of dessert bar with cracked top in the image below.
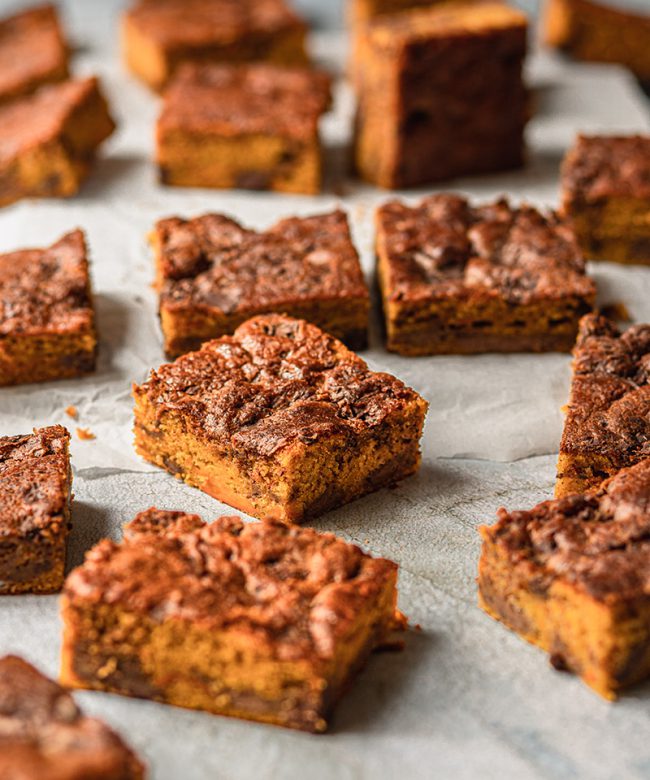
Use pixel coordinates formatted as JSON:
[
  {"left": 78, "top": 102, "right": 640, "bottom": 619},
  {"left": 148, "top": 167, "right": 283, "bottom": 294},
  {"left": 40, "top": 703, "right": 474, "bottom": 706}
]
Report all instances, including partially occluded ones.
[
  {"left": 122, "top": 0, "right": 308, "bottom": 91},
  {"left": 0, "top": 655, "right": 145, "bottom": 779},
  {"left": 133, "top": 314, "right": 428, "bottom": 523},
  {"left": 0, "top": 230, "right": 97, "bottom": 386},
  {"left": 156, "top": 63, "right": 331, "bottom": 194},
  {"left": 0, "top": 426, "right": 71, "bottom": 595},
  {"left": 61, "top": 509, "right": 401, "bottom": 733},
  {"left": 376, "top": 194, "right": 596, "bottom": 356},
  {"left": 152, "top": 209, "right": 370, "bottom": 357},
  {"left": 479, "top": 459, "right": 650, "bottom": 700},
  {"left": 556, "top": 313, "right": 650, "bottom": 497},
  {"left": 561, "top": 135, "right": 650, "bottom": 265}
]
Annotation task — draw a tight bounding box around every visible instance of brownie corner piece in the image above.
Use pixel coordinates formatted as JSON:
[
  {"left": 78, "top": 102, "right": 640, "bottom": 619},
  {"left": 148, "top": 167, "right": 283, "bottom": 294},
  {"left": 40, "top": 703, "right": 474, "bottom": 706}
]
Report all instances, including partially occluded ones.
[
  {"left": 133, "top": 314, "right": 428, "bottom": 523},
  {"left": 152, "top": 208, "right": 369, "bottom": 357},
  {"left": 156, "top": 62, "right": 331, "bottom": 194},
  {"left": 561, "top": 134, "right": 650, "bottom": 265},
  {"left": 0, "top": 655, "right": 145, "bottom": 778},
  {"left": 376, "top": 194, "right": 595, "bottom": 356},
  {"left": 0, "top": 229, "right": 97, "bottom": 386},
  {"left": 61, "top": 509, "right": 400, "bottom": 731},
  {"left": 0, "top": 425, "right": 72, "bottom": 594},
  {"left": 479, "top": 458, "right": 650, "bottom": 699}
]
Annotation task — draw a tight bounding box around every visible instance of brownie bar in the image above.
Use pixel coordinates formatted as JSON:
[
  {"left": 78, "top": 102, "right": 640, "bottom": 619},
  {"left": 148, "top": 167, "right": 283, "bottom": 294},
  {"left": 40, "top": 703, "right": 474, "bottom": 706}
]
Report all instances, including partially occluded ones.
[
  {"left": 61, "top": 509, "right": 400, "bottom": 732},
  {"left": 556, "top": 313, "right": 650, "bottom": 497},
  {"left": 0, "top": 426, "right": 71, "bottom": 594},
  {"left": 480, "top": 459, "right": 650, "bottom": 699},
  {"left": 0, "top": 655, "right": 145, "bottom": 779},
  {"left": 153, "top": 209, "right": 370, "bottom": 357},
  {"left": 376, "top": 194, "right": 596, "bottom": 355},
  {"left": 133, "top": 314, "right": 428, "bottom": 523},
  {"left": 0, "top": 230, "right": 97, "bottom": 386}
]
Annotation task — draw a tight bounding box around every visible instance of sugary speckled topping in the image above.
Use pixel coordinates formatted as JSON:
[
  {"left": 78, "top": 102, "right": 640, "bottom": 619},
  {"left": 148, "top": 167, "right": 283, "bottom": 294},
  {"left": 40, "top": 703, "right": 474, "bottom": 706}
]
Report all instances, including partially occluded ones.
[
  {"left": 377, "top": 194, "right": 594, "bottom": 304},
  {"left": 65, "top": 510, "right": 397, "bottom": 661},
  {"left": 483, "top": 459, "right": 650, "bottom": 601},
  {"left": 156, "top": 210, "right": 368, "bottom": 312}
]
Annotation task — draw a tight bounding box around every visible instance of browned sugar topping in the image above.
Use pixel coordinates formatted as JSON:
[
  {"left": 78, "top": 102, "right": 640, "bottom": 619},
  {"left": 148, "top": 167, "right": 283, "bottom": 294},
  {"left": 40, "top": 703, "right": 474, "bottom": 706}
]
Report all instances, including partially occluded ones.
[
  {"left": 64, "top": 510, "right": 397, "bottom": 661},
  {"left": 134, "top": 314, "right": 424, "bottom": 456},
  {"left": 157, "top": 210, "right": 368, "bottom": 313},
  {"left": 0, "top": 655, "right": 143, "bottom": 779},
  {"left": 560, "top": 313, "right": 650, "bottom": 465},
  {"left": 484, "top": 460, "right": 650, "bottom": 601},
  {"left": 126, "top": 0, "right": 304, "bottom": 48},
  {"left": 0, "top": 425, "right": 70, "bottom": 538},
  {"left": 0, "top": 230, "right": 94, "bottom": 338},
  {"left": 377, "top": 194, "right": 594, "bottom": 304},
  {"left": 159, "top": 63, "right": 331, "bottom": 140},
  {"left": 562, "top": 135, "right": 650, "bottom": 204}
]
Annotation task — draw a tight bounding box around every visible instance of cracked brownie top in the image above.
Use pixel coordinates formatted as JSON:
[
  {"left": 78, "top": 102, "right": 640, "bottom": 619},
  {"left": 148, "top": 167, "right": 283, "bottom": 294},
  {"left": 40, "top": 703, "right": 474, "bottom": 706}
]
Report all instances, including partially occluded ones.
[
  {"left": 133, "top": 314, "right": 426, "bottom": 456},
  {"left": 481, "top": 459, "right": 650, "bottom": 602},
  {"left": 377, "top": 194, "right": 595, "bottom": 305},
  {"left": 155, "top": 210, "right": 368, "bottom": 313},
  {"left": 64, "top": 509, "right": 397, "bottom": 661}
]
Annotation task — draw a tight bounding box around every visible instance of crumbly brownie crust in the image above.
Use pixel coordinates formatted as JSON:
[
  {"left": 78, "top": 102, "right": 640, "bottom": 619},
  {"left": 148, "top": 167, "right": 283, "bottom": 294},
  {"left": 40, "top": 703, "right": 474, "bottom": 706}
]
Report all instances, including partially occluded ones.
[
  {"left": 155, "top": 209, "right": 369, "bottom": 355},
  {"left": 0, "top": 655, "right": 145, "bottom": 779}
]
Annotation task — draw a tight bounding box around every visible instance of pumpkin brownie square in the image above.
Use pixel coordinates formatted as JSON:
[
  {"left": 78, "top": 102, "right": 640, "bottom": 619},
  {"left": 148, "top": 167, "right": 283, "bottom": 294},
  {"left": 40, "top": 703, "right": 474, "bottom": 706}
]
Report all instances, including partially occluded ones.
[
  {"left": 556, "top": 314, "right": 650, "bottom": 498},
  {"left": 153, "top": 209, "right": 370, "bottom": 358},
  {"left": 0, "top": 425, "right": 71, "bottom": 594},
  {"left": 122, "top": 0, "right": 308, "bottom": 91},
  {"left": 354, "top": 2, "right": 528, "bottom": 188},
  {"left": 479, "top": 459, "right": 650, "bottom": 700},
  {"left": 156, "top": 63, "right": 331, "bottom": 195},
  {"left": 133, "top": 314, "right": 428, "bottom": 523},
  {"left": 0, "top": 76, "right": 115, "bottom": 207},
  {"left": 0, "top": 3, "right": 69, "bottom": 105},
  {"left": 0, "top": 655, "right": 145, "bottom": 778},
  {"left": 61, "top": 509, "right": 400, "bottom": 733},
  {"left": 0, "top": 230, "right": 97, "bottom": 386},
  {"left": 376, "top": 194, "right": 596, "bottom": 356},
  {"left": 561, "top": 135, "right": 650, "bottom": 265}
]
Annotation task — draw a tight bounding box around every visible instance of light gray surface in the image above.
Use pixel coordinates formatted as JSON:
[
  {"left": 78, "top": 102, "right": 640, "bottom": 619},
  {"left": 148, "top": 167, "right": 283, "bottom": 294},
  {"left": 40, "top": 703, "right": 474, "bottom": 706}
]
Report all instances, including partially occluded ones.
[{"left": 1, "top": 3, "right": 650, "bottom": 779}]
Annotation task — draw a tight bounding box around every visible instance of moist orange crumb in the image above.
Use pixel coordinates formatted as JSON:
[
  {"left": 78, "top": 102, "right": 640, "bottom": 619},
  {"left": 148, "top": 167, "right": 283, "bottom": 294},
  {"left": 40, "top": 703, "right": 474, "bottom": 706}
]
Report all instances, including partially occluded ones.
[
  {"left": 76, "top": 428, "right": 95, "bottom": 441},
  {"left": 65, "top": 406, "right": 78, "bottom": 419}
]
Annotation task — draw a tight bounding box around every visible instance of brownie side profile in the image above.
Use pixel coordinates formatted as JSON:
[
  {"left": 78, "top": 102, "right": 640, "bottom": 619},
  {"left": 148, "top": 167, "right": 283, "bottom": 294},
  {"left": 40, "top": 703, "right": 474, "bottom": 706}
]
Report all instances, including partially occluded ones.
[
  {"left": 153, "top": 209, "right": 370, "bottom": 356},
  {"left": 556, "top": 314, "right": 650, "bottom": 497},
  {"left": 133, "top": 314, "right": 428, "bottom": 523},
  {"left": 0, "top": 655, "right": 145, "bottom": 779},
  {"left": 0, "top": 426, "right": 71, "bottom": 594},
  {"left": 479, "top": 459, "right": 650, "bottom": 699},
  {"left": 156, "top": 63, "right": 331, "bottom": 194},
  {"left": 376, "top": 194, "right": 596, "bottom": 355},
  {"left": 0, "top": 230, "right": 97, "bottom": 386},
  {"left": 0, "top": 76, "right": 115, "bottom": 207},
  {"left": 561, "top": 135, "right": 650, "bottom": 265},
  {"left": 61, "top": 509, "right": 400, "bottom": 732},
  {"left": 122, "top": 0, "right": 308, "bottom": 90},
  {"left": 0, "top": 4, "right": 69, "bottom": 105},
  {"left": 354, "top": 2, "right": 528, "bottom": 188}
]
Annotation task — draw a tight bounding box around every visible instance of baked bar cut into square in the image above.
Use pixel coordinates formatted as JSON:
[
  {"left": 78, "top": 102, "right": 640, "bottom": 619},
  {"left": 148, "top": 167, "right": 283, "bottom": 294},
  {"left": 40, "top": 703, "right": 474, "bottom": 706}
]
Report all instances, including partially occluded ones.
[
  {"left": 479, "top": 459, "right": 650, "bottom": 700},
  {"left": 0, "top": 76, "right": 115, "bottom": 207},
  {"left": 122, "top": 0, "right": 308, "bottom": 91},
  {"left": 133, "top": 314, "right": 428, "bottom": 523},
  {"left": 0, "top": 425, "right": 71, "bottom": 594},
  {"left": 0, "top": 655, "right": 145, "bottom": 778},
  {"left": 556, "top": 313, "right": 650, "bottom": 498},
  {"left": 0, "top": 3, "right": 69, "bottom": 105},
  {"left": 354, "top": 2, "right": 528, "bottom": 188},
  {"left": 561, "top": 135, "right": 650, "bottom": 265},
  {"left": 348, "top": 0, "right": 445, "bottom": 26},
  {"left": 153, "top": 209, "right": 370, "bottom": 357},
  {"left": 156, "top": 63, "right": 331, "bottom": 194},
  {"left": 61, "top": 509, "right": 400, "bottom": 732},
  {"left": 376, "top": 194, "right": 596, "bottom": 356},
  {"left": 0, "top": 230, "right": 97, "bottom": 386}
]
